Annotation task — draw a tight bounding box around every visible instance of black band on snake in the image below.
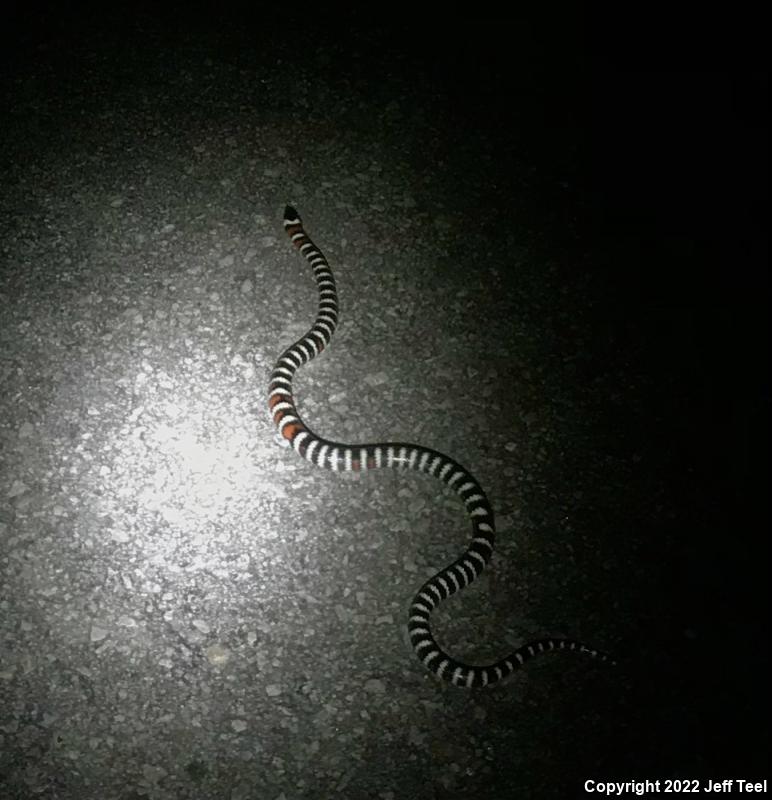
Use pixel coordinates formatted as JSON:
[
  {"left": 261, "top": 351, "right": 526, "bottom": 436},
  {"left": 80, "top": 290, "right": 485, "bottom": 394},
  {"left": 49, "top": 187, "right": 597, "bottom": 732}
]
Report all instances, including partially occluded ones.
[{"left": 269, "top": 205, "right": 612, "bottom": 688}]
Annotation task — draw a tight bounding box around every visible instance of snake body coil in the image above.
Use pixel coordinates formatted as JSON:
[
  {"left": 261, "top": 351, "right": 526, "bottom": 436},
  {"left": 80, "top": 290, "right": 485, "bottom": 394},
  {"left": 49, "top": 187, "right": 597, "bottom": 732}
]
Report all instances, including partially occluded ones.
[{"left": 268, "top": 206, "right": 611, "bottom": 687}]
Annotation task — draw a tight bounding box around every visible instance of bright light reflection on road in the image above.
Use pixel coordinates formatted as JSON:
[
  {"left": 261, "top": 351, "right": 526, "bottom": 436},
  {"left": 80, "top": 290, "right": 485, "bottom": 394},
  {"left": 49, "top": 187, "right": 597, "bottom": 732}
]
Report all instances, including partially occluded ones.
[{"left": 101, "top": 390, "right": 264, "bottom": 535}]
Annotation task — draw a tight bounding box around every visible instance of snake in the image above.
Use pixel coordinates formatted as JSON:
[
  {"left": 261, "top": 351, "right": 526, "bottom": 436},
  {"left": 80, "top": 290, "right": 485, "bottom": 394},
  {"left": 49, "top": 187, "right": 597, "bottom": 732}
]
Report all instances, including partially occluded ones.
[{"left": 268, "top": 205, "right": 612, "bottom": 687}]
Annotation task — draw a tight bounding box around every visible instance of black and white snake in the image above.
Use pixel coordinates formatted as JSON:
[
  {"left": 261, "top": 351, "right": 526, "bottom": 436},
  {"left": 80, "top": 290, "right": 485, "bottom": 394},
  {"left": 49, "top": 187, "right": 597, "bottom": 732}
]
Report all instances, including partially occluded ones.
[{"left": 268, "top": 206, "right": 611, "bottom": 687}]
